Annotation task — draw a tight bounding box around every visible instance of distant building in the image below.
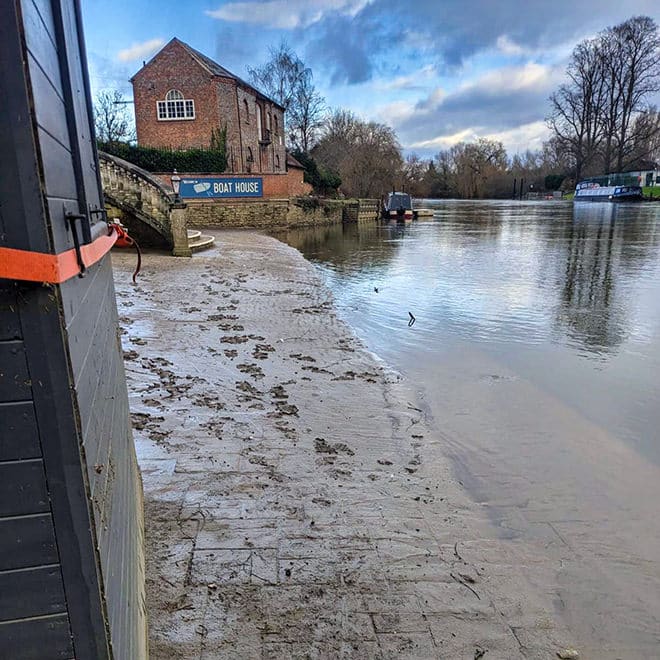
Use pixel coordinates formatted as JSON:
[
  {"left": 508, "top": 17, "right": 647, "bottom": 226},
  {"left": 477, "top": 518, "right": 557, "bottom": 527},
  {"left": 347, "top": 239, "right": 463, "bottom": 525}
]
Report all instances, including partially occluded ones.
[
  {"left": 131, "top": 38, "right": 286, "bottom": 174},
  {"left": 627, "top": 169, "right": 660, "bottom": 187}
]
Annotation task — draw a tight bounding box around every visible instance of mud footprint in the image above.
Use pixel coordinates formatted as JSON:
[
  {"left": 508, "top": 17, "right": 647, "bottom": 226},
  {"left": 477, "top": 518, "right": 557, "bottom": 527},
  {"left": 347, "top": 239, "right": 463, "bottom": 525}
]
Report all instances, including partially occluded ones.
[
  {"left": 253, "top": 343, "right": 275, "bottom": 359},
  {"left": 269, "top": 385, "right": 288, "bottom": 399},
  {"left": 289, "top": 353, "right": 316, "bottom": 363},
  {"left": 235, "top": 380, "right": 262, "bottom": 399},
  {"left": 221, "top": 335, "right": 249, "bottom": 344},
  {"left": 301, "top": 365, "right": 333, "bottom": 375},
  {"left": 314, "top": 437, "right": 355, "bottom": 456},
  {"left": 237, "top": 363, "right": 265, "bottom": 380},
  {"left": 275, "top": 420, "right": 297, "bottom": 440}
]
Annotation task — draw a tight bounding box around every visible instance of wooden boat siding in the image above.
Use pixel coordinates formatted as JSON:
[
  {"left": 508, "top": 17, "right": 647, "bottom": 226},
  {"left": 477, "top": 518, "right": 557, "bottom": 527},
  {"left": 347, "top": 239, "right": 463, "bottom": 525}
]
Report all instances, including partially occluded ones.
[{"left": 0, "top": 1, "right": 146, "bottom": 658}]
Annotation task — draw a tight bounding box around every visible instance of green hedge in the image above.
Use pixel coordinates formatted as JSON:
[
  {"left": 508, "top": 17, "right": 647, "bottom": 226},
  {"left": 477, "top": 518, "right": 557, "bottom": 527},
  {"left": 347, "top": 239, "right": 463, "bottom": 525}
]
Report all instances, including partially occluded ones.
[
  {"left": 98, "top": 141, "right": 227, "bottom": 173},
  {"left": 290, "top": 150, "right": 341, "bottom": 196}
]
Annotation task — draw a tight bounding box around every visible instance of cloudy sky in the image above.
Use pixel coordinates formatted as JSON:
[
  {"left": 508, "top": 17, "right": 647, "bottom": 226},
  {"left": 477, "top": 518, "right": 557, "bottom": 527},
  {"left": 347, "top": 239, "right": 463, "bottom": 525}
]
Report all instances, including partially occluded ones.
[{"left": 82, "top": 0, "right": 659, "bottom": 157}]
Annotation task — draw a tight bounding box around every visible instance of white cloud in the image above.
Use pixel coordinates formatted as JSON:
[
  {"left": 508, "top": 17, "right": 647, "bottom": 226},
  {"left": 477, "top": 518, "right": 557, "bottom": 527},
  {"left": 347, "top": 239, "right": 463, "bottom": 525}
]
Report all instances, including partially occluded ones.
[
  {"left": 117, "top": 38, "right": 165, "bottom": 63},
  {"left": 407, "top": 121, "right": 551, "bottom": 154},
  {"left": 409, "top": 128, "right": 478, "bottom": 150},
  {"left": 483, "top": 121, "right": 551, "bottom": 154},
  {"left": 495, "top": 35, "right": 526, "bottom": 56},
  {"left": 373, "top": 100, "right": 416, "bottom": 126},
  {"left": 378, "top": 65, "right": 437, "bottom": 91},
  {"left": 457, "top": 62, "right": 559, "bottom": 95},
  {"left": 205, "top": 0, "right": 372, "bottom": 29}
]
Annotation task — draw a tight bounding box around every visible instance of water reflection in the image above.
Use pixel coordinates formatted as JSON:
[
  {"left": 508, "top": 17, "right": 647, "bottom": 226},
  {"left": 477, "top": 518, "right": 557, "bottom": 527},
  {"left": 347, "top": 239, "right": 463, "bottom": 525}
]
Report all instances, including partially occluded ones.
[
  {"left": 556, "top": 204, "right": 660, "bottom": 353},
  {"left": 276, "top": 201, "right": 660, "bottom": 356},
  {"left": 274, "top": 201, "right": 660, "bottom": 651},
  {"left": 272, "top": 220, "right": 400, "bottom": 273},
  {"left": 273, "top": 200, "right": 660, "bottom": 457}
]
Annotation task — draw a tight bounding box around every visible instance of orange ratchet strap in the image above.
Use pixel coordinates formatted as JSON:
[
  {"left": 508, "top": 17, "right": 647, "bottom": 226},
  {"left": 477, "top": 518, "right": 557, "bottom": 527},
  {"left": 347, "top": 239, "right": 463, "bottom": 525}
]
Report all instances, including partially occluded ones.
[{"left": 0, "top": 227, "right": 118, "bottom": 284}]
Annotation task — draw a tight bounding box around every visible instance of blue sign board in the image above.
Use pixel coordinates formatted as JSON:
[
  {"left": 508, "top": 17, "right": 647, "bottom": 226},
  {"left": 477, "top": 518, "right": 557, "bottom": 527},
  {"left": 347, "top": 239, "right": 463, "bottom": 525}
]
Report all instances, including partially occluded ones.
[{"left": 179, "top": 177, "right": 263, "bottom": 198}]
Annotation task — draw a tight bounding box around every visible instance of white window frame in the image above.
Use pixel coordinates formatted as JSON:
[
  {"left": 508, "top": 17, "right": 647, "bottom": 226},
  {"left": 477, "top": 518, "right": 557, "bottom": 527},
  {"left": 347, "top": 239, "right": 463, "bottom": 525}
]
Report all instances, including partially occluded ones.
[{"left": 157, "top": 89, "right": 195, "bottom": 121}]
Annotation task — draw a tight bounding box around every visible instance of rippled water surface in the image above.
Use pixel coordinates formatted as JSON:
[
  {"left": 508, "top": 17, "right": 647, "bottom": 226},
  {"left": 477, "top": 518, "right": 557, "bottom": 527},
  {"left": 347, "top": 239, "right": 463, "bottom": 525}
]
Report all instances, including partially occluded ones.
[
  {"left": 274, "top": 200, "right": 660, "bottom": 653},
  {"left": 278, "top": 200, "right": 660, "bottom": 462}
]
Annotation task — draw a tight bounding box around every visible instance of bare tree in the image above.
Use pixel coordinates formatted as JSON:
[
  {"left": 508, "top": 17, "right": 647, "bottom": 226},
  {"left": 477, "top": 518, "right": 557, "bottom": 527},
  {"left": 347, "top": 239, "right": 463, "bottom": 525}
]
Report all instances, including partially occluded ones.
[
  {"left": 287, "top": 71, "right": 326, "bottom": 152},
  {"left": 248, "top": 41, "right": 306, "bottom": 108},
  {"left": 548, "top": 38, "right": 606, "bottom": 181},
  {"left": 312, "top": 110, "right": 403, "bottom": 198},
  {"left": 94, "top": 90, "right": 134, "bottom": 144},
  {"left": 624, "top": 108, "right": 660, "bottom": 168},
  {"left": 548, "top": 16, "right": 660, "bottom": 178},
  {"left": 402, "top": 154, "right": 428, "bottom": 197},
  {"left": 248, "top": 41, "right": 325, "bottom": 150},
  {"left": 605, "top": 16, "right": 660, "bottom": 171},
  {"left": 447, "top": 139, "right": 508, "bottom": 198}
]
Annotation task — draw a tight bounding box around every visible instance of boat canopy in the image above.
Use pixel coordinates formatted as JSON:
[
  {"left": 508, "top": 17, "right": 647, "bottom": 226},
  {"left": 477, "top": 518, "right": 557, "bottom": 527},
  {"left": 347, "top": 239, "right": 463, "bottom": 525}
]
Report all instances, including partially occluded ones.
[{"left": 387, "top": 193, "right": 412, "bottom": 209}]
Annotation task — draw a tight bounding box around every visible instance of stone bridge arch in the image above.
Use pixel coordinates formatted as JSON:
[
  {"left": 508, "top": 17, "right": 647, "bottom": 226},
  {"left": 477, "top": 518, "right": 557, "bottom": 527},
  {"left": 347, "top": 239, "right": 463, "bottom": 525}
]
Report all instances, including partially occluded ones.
[{"left": 99, "top": 152, "right": 190, "bottom": 255}]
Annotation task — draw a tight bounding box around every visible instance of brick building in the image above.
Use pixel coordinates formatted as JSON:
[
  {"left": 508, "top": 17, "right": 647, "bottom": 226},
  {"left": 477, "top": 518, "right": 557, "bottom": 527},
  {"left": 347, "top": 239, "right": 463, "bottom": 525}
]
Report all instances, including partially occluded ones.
[{"left": 131, "top": 38, "right": 286, "bottom": 175}]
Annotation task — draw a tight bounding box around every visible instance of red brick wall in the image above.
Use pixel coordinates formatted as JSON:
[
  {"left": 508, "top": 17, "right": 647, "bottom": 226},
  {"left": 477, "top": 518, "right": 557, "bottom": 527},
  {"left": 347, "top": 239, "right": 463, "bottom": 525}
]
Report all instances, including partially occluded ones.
[
  {"left": 132, "top": 40, "right": 221, "bottom": 149},
  {"left": 286, "top": 168, "right": 312, "bottom": 197},
  {"left": 232, "top": 85, "right": 286, "bottom": 175},
  {"left": 131, "top": 40, "right": 286, "bottom": 174},
  {"left": 153, "top": 170, "right": 311, "bottom": 198}
]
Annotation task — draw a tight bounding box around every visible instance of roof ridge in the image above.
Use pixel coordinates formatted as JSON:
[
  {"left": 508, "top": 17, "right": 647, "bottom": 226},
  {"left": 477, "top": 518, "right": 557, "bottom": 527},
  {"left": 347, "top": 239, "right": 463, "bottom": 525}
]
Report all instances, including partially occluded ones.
[
  {"left": 173, "top": 38, "right": 285, "bottom": 110},
  {"left": 177, "top": 39, "right": 236, "bottom": 79},
  {"left": 131, "top": 37, "right": 285, "bottom": 111}
]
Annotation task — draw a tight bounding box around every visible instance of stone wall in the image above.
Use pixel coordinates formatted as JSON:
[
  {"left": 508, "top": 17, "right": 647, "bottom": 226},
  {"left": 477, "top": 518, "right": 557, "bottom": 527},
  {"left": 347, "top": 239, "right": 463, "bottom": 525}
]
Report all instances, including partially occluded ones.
[
  {"left": 186, "top": 199, "right": 290, "bottom": 229},
  {"left": 357, "top": 199, "right": 380, "bottom": 221},
  {"left": 185, "top": 197, "right": 350, "bottom": 229}
]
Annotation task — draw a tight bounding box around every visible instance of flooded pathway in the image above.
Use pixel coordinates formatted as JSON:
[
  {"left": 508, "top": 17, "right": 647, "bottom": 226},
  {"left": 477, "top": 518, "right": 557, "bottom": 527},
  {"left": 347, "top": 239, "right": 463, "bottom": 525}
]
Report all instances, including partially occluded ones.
[
  {"left": 275, "top": 200, "right": 660, "bottom": 657},
  {"left": 113, "top": 232, "right": 575, "bottom": 659}
]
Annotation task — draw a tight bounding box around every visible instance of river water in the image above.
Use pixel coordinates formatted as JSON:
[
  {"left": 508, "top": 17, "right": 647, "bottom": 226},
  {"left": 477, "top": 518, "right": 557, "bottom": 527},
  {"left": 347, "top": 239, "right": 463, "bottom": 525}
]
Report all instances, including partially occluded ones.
[{"left": 274, "top": 200, "right": 660, "bottom": 656}]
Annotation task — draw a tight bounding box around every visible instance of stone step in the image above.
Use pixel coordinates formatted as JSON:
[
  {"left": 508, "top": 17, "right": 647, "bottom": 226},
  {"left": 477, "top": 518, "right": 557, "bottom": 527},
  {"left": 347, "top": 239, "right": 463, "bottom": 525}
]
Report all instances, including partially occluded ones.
[
  {"left": 189, "top": 234, "right": 215, "bottom": 251},
  {"left": 187, "top": 229, "right": 202, "bottom": 240}
]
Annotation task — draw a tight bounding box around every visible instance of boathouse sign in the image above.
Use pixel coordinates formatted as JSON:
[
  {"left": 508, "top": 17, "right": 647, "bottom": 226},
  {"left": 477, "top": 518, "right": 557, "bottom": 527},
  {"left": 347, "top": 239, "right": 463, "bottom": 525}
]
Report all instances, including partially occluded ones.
[{"left": 180, "top": 177, "right": 263, "bottom": 198}]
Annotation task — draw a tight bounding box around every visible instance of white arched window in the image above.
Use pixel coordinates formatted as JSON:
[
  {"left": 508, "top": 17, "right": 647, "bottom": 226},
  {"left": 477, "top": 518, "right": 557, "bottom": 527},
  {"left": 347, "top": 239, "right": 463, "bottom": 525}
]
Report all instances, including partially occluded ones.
[{"left": 157, "top": 89, "right": 195, "bottom": 120}]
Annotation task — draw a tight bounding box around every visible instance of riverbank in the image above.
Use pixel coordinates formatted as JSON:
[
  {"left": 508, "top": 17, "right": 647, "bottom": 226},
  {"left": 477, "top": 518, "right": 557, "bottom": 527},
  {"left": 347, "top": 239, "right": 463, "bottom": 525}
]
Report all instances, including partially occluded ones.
[{"left": 112, "top": 231, "right": 573, "bottom": 659}]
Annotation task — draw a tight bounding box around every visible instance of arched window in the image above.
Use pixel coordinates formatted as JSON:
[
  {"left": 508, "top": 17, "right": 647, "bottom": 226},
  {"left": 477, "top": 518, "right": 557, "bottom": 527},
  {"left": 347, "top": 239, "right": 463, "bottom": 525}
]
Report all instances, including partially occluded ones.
[
  {"left": 243, "top": 98, "right": 249, "bottom": 122},
  {"left": 157, "top": 89, "right": 195, "bottom": 120},
  {"left": 275, "top": 154, "right": 280, "bottom": 170},
  {"left": 256, "top": 105, "right": 263, "bottom": 140},
  {"left": 246, "top": 147, "right": 254, "bottom": 163},
  {"left": 266, "top": 112, "right": 272, "bottom": 131}
]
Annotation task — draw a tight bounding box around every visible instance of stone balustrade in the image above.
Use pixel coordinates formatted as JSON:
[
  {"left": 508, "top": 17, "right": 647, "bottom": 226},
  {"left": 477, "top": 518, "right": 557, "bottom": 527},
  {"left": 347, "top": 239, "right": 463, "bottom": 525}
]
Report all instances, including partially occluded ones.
[{"left": 99, "top": 152, "right": 191, "bottom": 256}]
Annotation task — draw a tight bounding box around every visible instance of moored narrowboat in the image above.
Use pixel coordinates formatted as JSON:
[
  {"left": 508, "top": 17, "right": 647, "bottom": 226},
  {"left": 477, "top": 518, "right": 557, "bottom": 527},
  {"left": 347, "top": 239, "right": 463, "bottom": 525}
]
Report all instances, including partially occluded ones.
[
  {"left": 574, "top": 181, "right": 643, "bottom": 202},
  {"left": 382, "top": 192, "right": 414, "bottom": 220}
]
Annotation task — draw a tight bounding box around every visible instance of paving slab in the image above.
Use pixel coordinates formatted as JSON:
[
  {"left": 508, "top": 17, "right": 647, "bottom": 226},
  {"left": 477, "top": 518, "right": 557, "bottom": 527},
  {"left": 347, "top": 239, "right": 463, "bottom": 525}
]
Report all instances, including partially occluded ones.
[{"left": 112, "top": 231, "right": 575, "bottom": 659}]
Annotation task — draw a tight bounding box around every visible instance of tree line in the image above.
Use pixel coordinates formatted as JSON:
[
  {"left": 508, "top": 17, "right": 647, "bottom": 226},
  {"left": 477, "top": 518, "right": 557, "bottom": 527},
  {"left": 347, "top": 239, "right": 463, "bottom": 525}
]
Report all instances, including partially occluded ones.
[
  {"left": 94, "top": 16, "right": 659, "bottom": 199},
  {"left": 549, "top": 15, "right": 660, "bottom": 181},
  {"left": 250, "top": 17, "right": 658, "bottom": 199}
]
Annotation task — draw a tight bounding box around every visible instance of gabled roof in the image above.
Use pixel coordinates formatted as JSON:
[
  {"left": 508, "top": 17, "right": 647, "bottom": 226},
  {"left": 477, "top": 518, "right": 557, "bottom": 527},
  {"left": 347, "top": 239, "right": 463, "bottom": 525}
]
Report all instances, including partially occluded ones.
[
  {"left": 176, "top": 39, "right": 237, "bottom": 79},
  {"left": 132, "top": 38, "right": 285, "bottom": 111},
  {"left": 286, "top": 153, "right": 305, "bottom": 170}
]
